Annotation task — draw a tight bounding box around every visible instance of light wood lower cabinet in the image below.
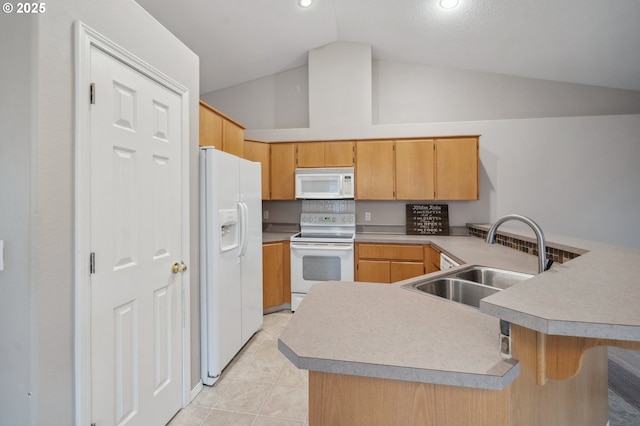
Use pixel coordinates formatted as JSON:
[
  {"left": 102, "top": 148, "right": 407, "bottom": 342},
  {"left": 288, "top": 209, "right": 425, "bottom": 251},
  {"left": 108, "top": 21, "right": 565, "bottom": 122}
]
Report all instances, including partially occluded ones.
[
  {"left": 391, "top": 261, "right": 426, "bottom": 282},
  {"left": 356, "top": 260, "right": 391, "bottom": 283},
  {"left": 262, "top": 241, "right": 291, "bottom": 310},
  {"left": 425, "top": 245, "right": 440, "bottom": 273},
  {"left": 355, "top": 243, "right": 426, "bottom": 283}
]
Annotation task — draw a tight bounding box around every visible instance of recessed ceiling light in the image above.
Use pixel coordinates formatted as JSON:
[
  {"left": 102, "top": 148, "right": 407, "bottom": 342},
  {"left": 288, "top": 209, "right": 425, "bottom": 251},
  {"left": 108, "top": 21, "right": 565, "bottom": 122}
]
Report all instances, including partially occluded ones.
[
  {"left": 299, "top": 0, "right": 314, "bottom": 8},
  {"left": 439, "top": 0, "right": 459, "bottom": 9}
]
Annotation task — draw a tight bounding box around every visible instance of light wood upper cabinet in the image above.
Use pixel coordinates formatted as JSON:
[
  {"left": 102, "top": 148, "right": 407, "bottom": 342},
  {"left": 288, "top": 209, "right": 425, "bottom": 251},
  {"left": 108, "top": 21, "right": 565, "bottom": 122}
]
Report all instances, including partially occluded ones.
[
  {"left": 199, "top": 102, "right": 223, "bottom": 150},
  {"left": 355, "top": 140, "right": 395, "bottom": 200},
  {"left": 297, "top": 141, "right": 355, "bottom": 168},
  {"left": 354, "top": 136, "right": 479, "bottom": 201},
  {"left": 324, "top": 141, "right": 355, "bottom": 167},
  {"left": 222, "top": 119, "right": 244, "bottom": 157},
  {"left": 270, "top": 143, "right": 296, "bottom": 200},
  {"left": 244, "top": 141, "right": 271, "bottom": 200},
  {"left": 435, "top": 137, "right": 479, "bottom": 200},
  {"left": 226, "top": 135, "right": 478, "bottom": 201},
  {"left": 395, "top": 139, "right": 435, "bottom": 200},
  {"left": 296, "top": 142, "right": 325, "bottom": 168},
  {"left": 199, "top": 100, "right": 245, "bottom": 156}
]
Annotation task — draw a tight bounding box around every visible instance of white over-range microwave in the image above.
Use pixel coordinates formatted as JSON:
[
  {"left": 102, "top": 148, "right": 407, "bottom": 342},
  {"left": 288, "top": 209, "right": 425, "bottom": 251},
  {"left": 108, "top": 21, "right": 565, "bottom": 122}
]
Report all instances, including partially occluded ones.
[{"left": 294, "top": 167, "right": 355, "bottom": 199}]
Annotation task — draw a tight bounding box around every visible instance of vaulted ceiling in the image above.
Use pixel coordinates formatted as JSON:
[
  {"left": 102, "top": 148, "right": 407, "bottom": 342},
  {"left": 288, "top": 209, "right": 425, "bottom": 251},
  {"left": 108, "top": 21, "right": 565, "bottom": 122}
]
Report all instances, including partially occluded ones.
[{"left": 136, "top": 0, "right": 640, "bottom": 95}]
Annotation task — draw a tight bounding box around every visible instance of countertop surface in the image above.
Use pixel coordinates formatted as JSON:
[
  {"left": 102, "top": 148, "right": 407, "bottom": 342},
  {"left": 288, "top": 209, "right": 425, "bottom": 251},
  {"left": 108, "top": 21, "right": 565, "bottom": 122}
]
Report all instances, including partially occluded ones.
[
  {"left": 262, "top": 232, "right": 297, "bottom": 243},
  {"left": 271, "top": 228, "right": 640, "bottom": 389}
]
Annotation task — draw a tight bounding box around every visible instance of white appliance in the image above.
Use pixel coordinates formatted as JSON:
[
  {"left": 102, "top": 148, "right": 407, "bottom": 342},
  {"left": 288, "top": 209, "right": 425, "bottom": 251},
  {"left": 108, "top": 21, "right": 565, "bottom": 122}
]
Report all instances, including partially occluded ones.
[
  {"left": 295, "top": 167, "right": 355, "bottom": 199},
  {"left": 200, "top": 147, "right": 263, "bottom": 386},
  {"left": 290, "top": 212, "right": 355, "bottom": 311},
  {"left": 440, "top": 252, "right": 460, "bottom": 270}
]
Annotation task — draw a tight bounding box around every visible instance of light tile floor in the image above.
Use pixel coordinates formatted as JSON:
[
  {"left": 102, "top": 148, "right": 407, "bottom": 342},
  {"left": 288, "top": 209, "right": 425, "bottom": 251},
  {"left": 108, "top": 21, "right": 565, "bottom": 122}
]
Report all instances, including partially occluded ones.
[
  {"left": 168, "top": 311, "right": 307, "bottom": 426},
  {"left": 170, "top": 310, "right": 640, "bottom": 426}
]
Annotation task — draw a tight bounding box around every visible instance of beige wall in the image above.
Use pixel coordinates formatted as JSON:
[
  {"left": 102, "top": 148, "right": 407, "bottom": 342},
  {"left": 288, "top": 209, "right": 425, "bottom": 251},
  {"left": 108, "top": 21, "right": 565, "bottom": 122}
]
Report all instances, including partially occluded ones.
[
  {"left": 0, "top": 14, "right": 35, "bottom": 426},
  {"left": 204, "top": 43, "right": 640, "bottom": 249}
]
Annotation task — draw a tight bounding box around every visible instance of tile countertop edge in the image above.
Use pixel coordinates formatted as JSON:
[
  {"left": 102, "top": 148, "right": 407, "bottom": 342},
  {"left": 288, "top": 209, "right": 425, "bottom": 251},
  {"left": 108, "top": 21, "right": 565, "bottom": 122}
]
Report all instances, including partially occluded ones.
[{"left": 277, "top": 339, "right": 520, "bottom": 391}]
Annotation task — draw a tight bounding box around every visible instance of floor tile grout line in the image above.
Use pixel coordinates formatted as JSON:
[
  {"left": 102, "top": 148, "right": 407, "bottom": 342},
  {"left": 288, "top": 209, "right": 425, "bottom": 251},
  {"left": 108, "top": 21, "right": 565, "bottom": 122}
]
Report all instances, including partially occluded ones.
[
  {"left": 250, "top": 321, "right": 288, "bottom": 425},
  {"left": 180, "top": 312, "right": 303, "bottom": 426}
]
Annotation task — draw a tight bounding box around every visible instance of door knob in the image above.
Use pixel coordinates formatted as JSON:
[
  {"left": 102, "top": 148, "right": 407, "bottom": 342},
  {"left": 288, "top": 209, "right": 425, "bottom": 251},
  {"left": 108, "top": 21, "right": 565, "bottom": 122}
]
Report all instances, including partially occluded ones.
[{"left": 171, "top": 262, "right": 188, "bottom": 274}]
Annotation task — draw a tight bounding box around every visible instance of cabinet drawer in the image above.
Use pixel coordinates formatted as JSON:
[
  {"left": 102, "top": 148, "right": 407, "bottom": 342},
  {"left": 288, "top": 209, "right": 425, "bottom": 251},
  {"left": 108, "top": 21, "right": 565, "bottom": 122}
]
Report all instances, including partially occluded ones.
[
  {"left": 386, "top": 245, "right": 424, "bottom": 261},
  {"left": 358, "top": 244, "right": 424, "bottom": 261},
  {"left": 357, "top": 244, "right": 386, "bottom": 259}
]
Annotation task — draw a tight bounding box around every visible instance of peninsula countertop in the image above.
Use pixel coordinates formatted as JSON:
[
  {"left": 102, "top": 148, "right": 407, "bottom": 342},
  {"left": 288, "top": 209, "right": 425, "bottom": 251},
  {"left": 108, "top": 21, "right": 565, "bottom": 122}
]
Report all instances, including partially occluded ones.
[{"left": 277, "top": 228, "right": 640, "bottom": 390}]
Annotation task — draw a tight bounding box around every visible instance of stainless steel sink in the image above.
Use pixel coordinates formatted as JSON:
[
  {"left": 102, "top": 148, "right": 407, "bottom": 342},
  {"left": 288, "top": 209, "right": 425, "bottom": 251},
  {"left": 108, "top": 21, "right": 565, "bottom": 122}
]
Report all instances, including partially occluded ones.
[
  {"left": 451, "top": 266, "right": 533, "bottom": 290},
  {"left": 413, "top": 278, "right": 501, "bottom": 308},
  {"left": 403, "top": 265, "right": 533, "bottom": 308}
]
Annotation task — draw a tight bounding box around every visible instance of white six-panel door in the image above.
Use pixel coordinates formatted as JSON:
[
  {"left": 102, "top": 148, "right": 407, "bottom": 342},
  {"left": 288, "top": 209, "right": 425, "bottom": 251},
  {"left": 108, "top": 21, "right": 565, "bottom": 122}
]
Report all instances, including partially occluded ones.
[{"left": 89, "top": 46, "right": 184, "bottom": 426}]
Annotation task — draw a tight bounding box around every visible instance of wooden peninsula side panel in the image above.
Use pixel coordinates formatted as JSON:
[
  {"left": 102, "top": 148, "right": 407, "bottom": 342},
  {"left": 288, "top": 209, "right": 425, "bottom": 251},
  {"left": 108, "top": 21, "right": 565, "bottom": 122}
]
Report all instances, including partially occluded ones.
[
  {"left": 509, "top": 324, "right": 609, "bottom": 426},
  {"left": 309, "top": 371, "right": 511, "bottom": 426},
  {"left": 307, "top": 325, "right": 610, "bottom": 426}
]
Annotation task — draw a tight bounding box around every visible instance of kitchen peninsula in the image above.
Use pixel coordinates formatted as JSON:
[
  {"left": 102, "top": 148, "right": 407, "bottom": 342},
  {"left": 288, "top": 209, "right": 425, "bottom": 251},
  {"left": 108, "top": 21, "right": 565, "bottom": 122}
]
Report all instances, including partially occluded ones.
[{"left": 277, "top": 227, "right": 640, "bottom": 426}]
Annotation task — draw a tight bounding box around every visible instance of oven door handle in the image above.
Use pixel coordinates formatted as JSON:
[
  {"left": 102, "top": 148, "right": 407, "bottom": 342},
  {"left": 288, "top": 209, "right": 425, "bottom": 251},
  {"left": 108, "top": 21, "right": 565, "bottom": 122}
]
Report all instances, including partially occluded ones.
[{"left": 290, "top": 244, "right": 354, "bottom": 251}]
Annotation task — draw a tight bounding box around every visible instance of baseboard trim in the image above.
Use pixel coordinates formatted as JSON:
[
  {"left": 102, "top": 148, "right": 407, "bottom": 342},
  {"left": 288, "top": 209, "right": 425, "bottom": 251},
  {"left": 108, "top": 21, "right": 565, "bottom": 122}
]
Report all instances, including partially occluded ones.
[
  {"left": 190, "top": 380, "right": 203, "bottom": 403},
  {"left": 263, "top": 303, "right": 291, "bottom": 315}
]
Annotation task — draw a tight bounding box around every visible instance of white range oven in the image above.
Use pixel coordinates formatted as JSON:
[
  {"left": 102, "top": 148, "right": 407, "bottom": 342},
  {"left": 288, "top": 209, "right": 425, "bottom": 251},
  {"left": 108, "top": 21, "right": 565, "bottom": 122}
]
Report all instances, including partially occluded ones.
[{"left": 290, "top": 212, "right": 355, "bottom": 311}]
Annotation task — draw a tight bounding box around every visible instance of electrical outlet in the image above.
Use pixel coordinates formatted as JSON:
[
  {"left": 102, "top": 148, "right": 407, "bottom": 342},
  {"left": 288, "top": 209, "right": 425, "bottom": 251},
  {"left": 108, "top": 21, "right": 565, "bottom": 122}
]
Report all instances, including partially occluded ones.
[
  {"left": 263, "top": 210, "right": 269, "bottom": 219},
  {"left": 365, "top": 212, "right": 371, "bottom": 221}
]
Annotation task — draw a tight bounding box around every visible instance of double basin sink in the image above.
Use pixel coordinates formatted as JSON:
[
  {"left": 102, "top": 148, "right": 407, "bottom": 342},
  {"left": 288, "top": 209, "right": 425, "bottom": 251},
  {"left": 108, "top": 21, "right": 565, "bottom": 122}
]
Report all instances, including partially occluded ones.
[{"left": 403, "top": 265, "right": 533, "bottom": 308}]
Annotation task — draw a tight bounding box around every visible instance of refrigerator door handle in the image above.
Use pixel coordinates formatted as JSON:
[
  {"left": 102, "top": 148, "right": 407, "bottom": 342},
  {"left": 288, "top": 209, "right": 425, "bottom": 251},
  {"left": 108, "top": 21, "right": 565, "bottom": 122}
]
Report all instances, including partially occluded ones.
[{"left": 238, "top": 201, "right": 249, "bottom": 258}]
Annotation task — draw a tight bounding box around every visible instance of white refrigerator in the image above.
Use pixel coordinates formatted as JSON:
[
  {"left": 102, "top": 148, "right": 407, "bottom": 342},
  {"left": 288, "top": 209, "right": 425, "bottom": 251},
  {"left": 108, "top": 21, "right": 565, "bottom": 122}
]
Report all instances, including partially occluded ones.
[{"left": 200, "top": 147, "right": 263, "bottom": 386}]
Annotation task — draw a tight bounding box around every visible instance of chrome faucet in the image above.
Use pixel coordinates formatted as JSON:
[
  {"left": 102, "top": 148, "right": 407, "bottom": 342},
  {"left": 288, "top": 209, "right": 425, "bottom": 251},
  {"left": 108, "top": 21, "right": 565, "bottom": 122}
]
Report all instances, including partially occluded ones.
[{"left": 485, "top": 214, "right": 552, "bottom": 273}]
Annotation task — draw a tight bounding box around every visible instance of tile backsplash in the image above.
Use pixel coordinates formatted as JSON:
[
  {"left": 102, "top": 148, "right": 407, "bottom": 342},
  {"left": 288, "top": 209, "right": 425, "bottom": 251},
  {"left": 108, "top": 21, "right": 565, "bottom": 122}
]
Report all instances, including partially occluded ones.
[{"left": 467, "top": 225, "right": 581, "bottom": 264}]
